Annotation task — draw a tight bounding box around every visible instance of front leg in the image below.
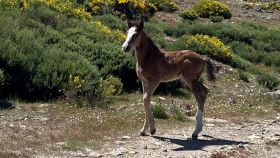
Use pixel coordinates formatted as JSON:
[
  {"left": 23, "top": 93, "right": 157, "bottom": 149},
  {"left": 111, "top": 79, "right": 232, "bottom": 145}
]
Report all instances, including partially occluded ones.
[
  {"left": 139, "top": 82, "right": 159, "bottom": 136},
  {"left": 139, "top": 91, "right": 150, "bottom": 136}
]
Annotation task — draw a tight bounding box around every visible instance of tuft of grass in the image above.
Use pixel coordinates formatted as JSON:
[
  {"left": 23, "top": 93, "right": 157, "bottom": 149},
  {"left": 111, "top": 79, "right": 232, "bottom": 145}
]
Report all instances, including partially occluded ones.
[
  {"left": 238, "top": 70, "right": 250, "bottom": 82},
  {"left": 152, "top": 104, "right": 169, "bottom": 119},
  {"left": 209, "top": 16, "right": 224, "bottom": 23},
  {"left": 257, "top": 73, "right": 279, "bottom": 90},
  {"left": 171, "top": 107, "right": 187, "bottom": 122}
]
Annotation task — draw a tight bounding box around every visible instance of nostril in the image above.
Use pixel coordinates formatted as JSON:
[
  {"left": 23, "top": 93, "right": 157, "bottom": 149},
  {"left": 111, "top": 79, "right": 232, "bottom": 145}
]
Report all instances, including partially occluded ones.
[{"left": 125, "top": 46, "right": 131, "bottom": 52}]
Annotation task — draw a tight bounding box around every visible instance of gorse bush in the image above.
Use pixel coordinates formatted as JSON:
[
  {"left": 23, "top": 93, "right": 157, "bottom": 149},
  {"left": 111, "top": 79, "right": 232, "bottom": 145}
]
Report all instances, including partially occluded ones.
[
  {"left": 193, "top": 0, "right": 232, "bottom": 19},
  {"left": 0, "top": 2, "right": 134, "bottom": 100},
  {"left": 0, "top": 0, "right": 29, "bottom": 10},
  {"left": 186, "top": 34, "right": 234, "bottom": 63},
  {"left": 152, "top": 104, "right": 169, "bottom": 119},
  {"left": 260, "top": 1, "right": 280, "bottom": 11},
  {"left": 179, "top": 9, "right": 198, "bottom": 21},
  {"left": 148, "top": 0, "right": 177, "bottom": 12}
]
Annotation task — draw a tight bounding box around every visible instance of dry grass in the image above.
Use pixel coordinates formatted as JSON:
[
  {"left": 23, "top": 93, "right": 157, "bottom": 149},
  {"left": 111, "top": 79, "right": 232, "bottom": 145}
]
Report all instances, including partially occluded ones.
[{"left": 0, "top": 65, "right": 279, "bottom": 156}]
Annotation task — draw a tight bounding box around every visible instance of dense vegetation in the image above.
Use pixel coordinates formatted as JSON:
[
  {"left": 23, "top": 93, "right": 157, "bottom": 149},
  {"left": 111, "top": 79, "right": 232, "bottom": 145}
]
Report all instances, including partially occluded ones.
[{"left": 0, "top": 0, "right": 279, "bottom": 104}]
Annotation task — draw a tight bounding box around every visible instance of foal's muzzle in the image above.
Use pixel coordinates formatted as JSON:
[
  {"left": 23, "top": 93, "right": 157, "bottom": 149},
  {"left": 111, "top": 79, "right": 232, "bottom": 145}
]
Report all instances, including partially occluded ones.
[{"left": 122, "top": 45, "right": 131, "bottom": 53}]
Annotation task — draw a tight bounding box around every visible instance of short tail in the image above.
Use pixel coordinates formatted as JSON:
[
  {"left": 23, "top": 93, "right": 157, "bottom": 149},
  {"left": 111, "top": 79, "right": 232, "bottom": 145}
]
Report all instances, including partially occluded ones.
[{"left": 205, "top": 58, "right": 216, "bottom": 82}]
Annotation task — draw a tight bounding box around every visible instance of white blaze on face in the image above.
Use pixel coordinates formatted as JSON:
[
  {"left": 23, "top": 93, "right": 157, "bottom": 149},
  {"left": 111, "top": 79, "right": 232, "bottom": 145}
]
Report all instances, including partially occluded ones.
[{"left": 122, "top": 26, "right": 137, "bottom": 51}]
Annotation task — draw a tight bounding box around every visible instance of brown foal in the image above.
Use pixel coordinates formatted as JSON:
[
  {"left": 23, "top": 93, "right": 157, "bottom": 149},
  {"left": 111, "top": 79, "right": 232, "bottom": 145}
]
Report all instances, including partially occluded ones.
[{"left": 122, "top": 20, "right": 216, "bottom": 139}]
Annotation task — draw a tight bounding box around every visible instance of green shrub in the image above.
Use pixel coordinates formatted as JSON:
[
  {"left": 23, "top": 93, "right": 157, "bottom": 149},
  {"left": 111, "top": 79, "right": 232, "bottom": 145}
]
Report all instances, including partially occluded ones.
[
  {"left": 98, "top": 75, "right": 123, "bottom": 97},
  {"left": 186, "top": 34, "right": 234, "bottom": 64},
  {"left": 242, "top": 3, "right": 254, "bottom": 9},
  {"left": 152, "top": 104, "right": 169, "bottom": 119},
  {"left": 258, "top": 73, "right": 279, "bottom": 90},
  {"left": 171, "top": 107, "right": 187, "bottom": 122},
  {"left": 0, "top": 3, "right": 131, "bottom": 100},
  {"left": 209, "top": 16, "right": 224, "bottom": 23},
  {"left": 193, "top": 0, "right": 232, "bottom": 19},
  {"left": 180, "top": 9, "right": 198, "bottom": 21},
  {"left": 148, "top": 0, "right": 178, "bottom": 12},
  {"left": 93, "top": 14, "right": 126, "bottom": 31},
  {"left": 238, "top": 70, "right": 250, "bottom": 82},
  {"left": 188, "top": 23, "right": 253, "bottom": 44}
]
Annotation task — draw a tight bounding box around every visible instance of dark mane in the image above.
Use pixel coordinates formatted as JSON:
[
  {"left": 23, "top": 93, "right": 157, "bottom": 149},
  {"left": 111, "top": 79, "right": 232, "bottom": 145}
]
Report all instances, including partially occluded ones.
[{"left": 142, "top": 31, "right": 162, "bottom": 56}]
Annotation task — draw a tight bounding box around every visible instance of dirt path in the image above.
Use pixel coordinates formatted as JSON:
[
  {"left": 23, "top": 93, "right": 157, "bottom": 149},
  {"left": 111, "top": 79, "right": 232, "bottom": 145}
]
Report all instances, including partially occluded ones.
[{"left": 96, "top": 117, "right": 280, "bottom": 158}]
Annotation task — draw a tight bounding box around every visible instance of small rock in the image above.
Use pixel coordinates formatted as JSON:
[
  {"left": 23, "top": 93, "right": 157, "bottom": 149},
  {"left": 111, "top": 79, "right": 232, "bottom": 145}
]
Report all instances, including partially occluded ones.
[
  {"left": 56, "top": 142, "right": 67, "bottom": 146},
  {"left": 206, "top": 124, "right": 215, "bottom": 127},
  {"left": 111, "top": 147, "right": 128, "bottom": 156},
  {"left": 121, "top": 136, "right": 131, "bottom": 140},
  {"left": 88, "top": 151, "right": 102, "bottom": 157},
  {"left": 248, "top": 134, "right": 261, "bottom": 139},
  {"left": 12, "top": 151, "right": 22, "bottom": 156},
  {"left": 39, "top": 103, "right": 49, "bottom": 107},
  {"left": 143, "top": 145, "right": 148, "bottom": 149},
  {"left": 8, "top": 123, "right": 15, "bottom": 128},
  {"left": 158, "top": 97, "right": 167, "bottom": 101},
  {"left": 76, "top": 152, "right": 86, "bottom": 157},
  {"left": 163, "top": 149, "right": 168, "bottom": 152},
  {"left": 151, "top": 101, "right": 157, "bottom": 106},
  {"left": 115, "top": 141, "right": 125, "bottom": 145},
  {"left": 266, "top": 10, "right": 274, "bottom": 13},
  {"left": 38, "top": 117, "right": 49, "bottom": 122},
  {"left": 128, "top": 151, "right": 137, "bottom": 154},
  {"left": 255, "top": 7, "right": 262, "bottom": 12},
  {"left": 264, "top": 16, "right": 273, "bottom": 20}
]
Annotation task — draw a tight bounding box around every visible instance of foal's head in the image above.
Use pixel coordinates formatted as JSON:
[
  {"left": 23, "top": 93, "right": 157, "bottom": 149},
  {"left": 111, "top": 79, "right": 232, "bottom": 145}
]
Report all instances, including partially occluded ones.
[{"left": 122, "top": 20, "right": 144, "bottom": 53}]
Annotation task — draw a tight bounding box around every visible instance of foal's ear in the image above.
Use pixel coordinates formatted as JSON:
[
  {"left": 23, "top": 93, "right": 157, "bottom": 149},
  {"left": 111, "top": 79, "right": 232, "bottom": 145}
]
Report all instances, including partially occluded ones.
[{"left": 138, "top": 20, "right": 144, "bottom": 31}]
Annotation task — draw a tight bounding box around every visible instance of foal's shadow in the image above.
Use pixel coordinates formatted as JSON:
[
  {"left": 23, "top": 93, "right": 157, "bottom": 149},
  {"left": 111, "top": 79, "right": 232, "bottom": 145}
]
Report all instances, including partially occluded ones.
[
  {"left": 153, "top": 134, "right": 249, "bottom": 151},
  {"left": 0, "top": 101, "right": 15, "bottom": 110}
]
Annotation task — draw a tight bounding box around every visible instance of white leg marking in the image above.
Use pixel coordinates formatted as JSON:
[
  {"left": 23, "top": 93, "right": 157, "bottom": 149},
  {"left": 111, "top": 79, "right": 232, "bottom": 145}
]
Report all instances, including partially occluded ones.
[
  {"left": 192, "top": 109, "right": 203, "bottom": 137},
  {"left": 140, "top": 92, "right": 150, "bottom": 135}
]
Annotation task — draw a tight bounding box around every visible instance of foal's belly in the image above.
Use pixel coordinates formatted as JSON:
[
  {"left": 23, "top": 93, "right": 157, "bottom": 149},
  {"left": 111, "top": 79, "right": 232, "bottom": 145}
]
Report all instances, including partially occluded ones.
[{"left": 161, "top": 75, "right": 181, "bottom": 82}]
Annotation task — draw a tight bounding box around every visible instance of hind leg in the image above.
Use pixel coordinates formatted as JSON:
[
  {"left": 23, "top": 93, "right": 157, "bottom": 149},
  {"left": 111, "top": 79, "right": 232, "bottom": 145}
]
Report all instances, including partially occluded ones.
[{"left": 191, "top": 81, "right": 208, "bottom": 139}]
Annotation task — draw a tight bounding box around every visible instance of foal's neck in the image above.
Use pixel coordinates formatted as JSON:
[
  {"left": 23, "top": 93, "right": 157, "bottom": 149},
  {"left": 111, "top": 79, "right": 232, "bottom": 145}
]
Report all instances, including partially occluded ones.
[{"left": 135, "top": 32, "right": 162, "bottom": 66}]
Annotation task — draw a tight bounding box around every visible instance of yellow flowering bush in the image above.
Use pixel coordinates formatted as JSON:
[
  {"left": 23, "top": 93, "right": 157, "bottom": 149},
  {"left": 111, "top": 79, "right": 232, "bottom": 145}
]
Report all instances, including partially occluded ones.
[
  {"left": 194, "top": 0, "right": 232, "bottom": 19},
  {"left": 33, "top": 0, "right": 125, "bottom": 42},
  {"left": 148, "top": 0, "right": 177, "bottom": 12},
  {"left": 98, "top": 75, "right": 123, "bottom": 98},
  {"left": 68, "top": 74, "right": 86, "bottom": 90},
  {"left": 186, "top": 34, "right": 234, "bottom": 63},
  {"left": 114, "top": 0, "right": 157, "bottom": 19},
  {"left": 260, "top": 1, "right": 280, "bottom": 11},
  {"left": 38, "top": 0, "right": 92, "bottom": 20},
  {"left": 86, "top": 0, "right": 114, "bottom": 15},
  {"left": 1, "top": 0, "right": 29, "bottom": 10},
  {"left": 92, "top": 21, "right": 126, "bottom": 42},
  {"left": 179, "top": 9, "right": 198, "bottom": 21}
]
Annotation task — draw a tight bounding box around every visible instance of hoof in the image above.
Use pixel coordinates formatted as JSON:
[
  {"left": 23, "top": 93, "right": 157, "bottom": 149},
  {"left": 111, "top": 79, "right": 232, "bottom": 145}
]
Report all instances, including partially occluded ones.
[
  {"left": 191, "top": 135, "right": 198, "bottom": 140},
  {"left": 139, "top": 131, "right": 146, "bottom": 136},
  {"left": 150, "top": 128, "right": 156, "bottom": 135}
]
